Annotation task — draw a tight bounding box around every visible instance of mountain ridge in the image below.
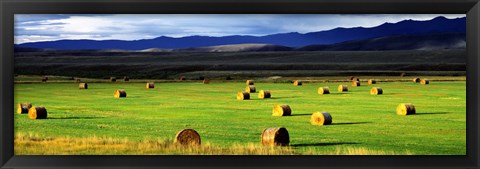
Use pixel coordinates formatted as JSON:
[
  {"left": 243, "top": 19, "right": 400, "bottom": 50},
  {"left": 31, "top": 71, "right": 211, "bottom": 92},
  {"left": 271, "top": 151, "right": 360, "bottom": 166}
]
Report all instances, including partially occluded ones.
[
  {"left": 16, "top": 16, "right": 466, "bottom": 50},
  {"left": 15, "top": 32, "right": 465, "bottom": 52}
]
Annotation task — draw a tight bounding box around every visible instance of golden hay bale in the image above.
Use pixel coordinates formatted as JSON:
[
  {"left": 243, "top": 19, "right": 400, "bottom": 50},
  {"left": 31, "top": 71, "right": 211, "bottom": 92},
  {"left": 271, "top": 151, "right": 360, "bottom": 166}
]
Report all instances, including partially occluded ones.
[
  {"left": 246, "top": 85, "right": 256, "bottom": 93},
  {"left": 17, "top": 103, "right": 32, "bottom": 114},
  {"left": 124, "top": 76, "right": 129, "bottom": 81},
  {"left": 110, "top": 77, "right": 116, "bottom": 82},
  {"left": 368, "top": 79, "right": 376, "bottom": 84},
  {"left": 370, "top": 87, "right": 383, "bottom": 95},
  {"left": 293, "top": 80, "right": 302, "bottom": 86},
  {"left": 246, "top": 80, "right": 254, "bottom": 85},
  {"left": 203, "top": 79, "right": 210, "bottom": 84},
  {"left": 174, "top": 129, "right": 201, "bottom": 146},
  {"left": 310, "top": 112, "right": 333, "bottom": 125},
  {"left": 352, "top": 81, "right": 360, "bottom": 86},
  {"left": 179, "top": 76, "right": 186, "bottom": 80},
  {"left": 79, "top": 83, "right": 88, "bottom": 89},
  {"left": 413, "top": 78, "right": 421, "bottom": 83},
  {"left": 261, "top": 127, "right": 289, "bottom": 146},
  {"left": 420, "top": 80, "right": 430, "bottom": 85},
  {"left": 146, "top": 82, "right": 155, "bottom": 89},
  {"left": 237, "top": 91, "right": 250, "bottom": 100},
  {"left": 272, "top": 104, "right": 291, "bottom": 116},
  {"left": 258, "top": 90, "right": 271, "bottom": 99},
  {"left": 338, "top": 85, "right": 348, "bottom": 92},
  {"left": 396, "top": 103, "right": 416, "bottom": 115},
  {"left": 114, "top": 89, "right": 127, "bottom": 98},
  {"left": 28, "top": 106, "right": 47, "bottom": 120},
  {"left": 318, "top": 87, "right": 330, "bottom": 95}
]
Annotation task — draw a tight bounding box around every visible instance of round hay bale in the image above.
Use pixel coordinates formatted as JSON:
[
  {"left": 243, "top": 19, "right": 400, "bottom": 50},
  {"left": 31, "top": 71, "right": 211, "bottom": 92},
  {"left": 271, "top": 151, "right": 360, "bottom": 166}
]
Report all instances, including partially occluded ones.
[
  {"left": 246, "top": 85, "right": 256, "bottom": 93},
  {"left": 272, "top": 104, "right": 291, "bottom": 116},
  {"left": 237, "top": 91, "right": 250, "bottom": 100},
  {"left": 124, "top": 76, "right": 129, "bottom": 81},
  {"left": 258, "top": 90, "right": 271, "bottom": 99},
  {"left": 17, "top": 103, "right": 32, "bottom": 114},
  {"left": 370, "top": 87, "right": 383, "bottom": 95},
  {"left": 294, "top": 80, "right": 302, "bottom": 86},
  {"left": 310, "top": 112, "right": 333, "bottom": 125},
  {"left": 338, "top": 85, "right": 348, "bottom": 92},
  {"left": 318, "top": 87, "right": 330, "bottom": 95},
  {"left": 203, "top": 79, "right": 210, "bottom": 84},
  {"left": 79, "top": 83, "right": 88, "bottom": 89},
  {"left": 179, "top": 76, "right": 186, "bottom": 80},
  {"left": 110, "top": 77, "right": 116, "bottom": 82},
  {"left": 352, "top": 81, "right": 360, "bottom": 86},
  {"left": 146, "top": 82, "right": 155, "bottom": 89},
  {"left": 28, "top": 106, "right": 47, "bottom": 120},
  {"left": 174, "top": 129, "right": 201, "bottom": 146},
  {"left": 421, "top": 79, "right": 429, "bottom": 85},
  {"left": 413, "top": 78, "right": 421, "bottom": 83},
  {"left": 396, "top": 103, "right": 416, "bottom": 115},
  {"left": 246, "top": 80, "right": 254, "bottom": 85},
  {"left": 368, "top": 79, "right": 376, "bottom": 84},
  {"left": 114, "top": 89, "right": 127, "bottom": 98},
  {"left": 261, "top": 127, "right": 289, "bottom": 146}
]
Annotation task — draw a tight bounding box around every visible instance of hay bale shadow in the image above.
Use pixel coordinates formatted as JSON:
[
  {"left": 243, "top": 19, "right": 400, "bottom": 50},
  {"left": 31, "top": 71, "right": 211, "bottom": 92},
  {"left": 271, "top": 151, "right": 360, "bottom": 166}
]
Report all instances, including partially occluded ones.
[
  {"left": 270, "top": 96, "right": 301, "bottom": 99},
  {"left": 290, "top": 142, "right": 359, "bottom": 147},
  {"left": 290, "top": 113, "right": 312, "bottom": 116},
  {"left": 330, "top": 122, "right": 371, "bottom": 125},
  {"left": 48, "top": 117, "right": 104, "bottom": 120},
  {"left": 329, "top": 93, "right": 351, "bottom": 95},
  {"left": 414, "top": 112, "right": 449, "bottom": 115}
]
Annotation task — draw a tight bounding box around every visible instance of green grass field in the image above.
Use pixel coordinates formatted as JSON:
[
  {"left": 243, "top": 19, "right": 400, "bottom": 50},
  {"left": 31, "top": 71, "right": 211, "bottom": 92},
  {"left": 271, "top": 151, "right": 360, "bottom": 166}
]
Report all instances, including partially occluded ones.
[{"left": 14, "top": 77, "right": 466, "bottom": 155}]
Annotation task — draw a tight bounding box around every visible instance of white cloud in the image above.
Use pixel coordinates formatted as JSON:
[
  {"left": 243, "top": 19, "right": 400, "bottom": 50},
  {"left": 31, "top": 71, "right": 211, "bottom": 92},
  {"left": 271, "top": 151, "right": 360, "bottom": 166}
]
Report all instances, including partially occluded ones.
[{"left": 14, "top": 14, "right": 466, "bottom": 44}]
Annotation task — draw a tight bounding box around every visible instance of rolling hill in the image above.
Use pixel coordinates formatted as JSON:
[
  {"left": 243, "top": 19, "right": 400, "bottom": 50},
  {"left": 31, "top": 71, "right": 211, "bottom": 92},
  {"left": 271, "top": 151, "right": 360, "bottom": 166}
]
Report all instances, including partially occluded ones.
[{"left": 297, "top": 32, "right": 466, "bottom": 51}]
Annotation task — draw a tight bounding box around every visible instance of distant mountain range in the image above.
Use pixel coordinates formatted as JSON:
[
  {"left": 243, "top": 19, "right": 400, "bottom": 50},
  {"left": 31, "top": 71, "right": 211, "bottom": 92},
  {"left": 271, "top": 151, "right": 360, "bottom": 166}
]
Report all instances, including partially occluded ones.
[
  {"left": 297, "top": 32, "right": 466, "bottom": 51},
  {"left": 174, "top": 32, "right": 465, "bottom": 52},
  {"left": 16, "top": 16, "right": 466, "bottom": 51}
]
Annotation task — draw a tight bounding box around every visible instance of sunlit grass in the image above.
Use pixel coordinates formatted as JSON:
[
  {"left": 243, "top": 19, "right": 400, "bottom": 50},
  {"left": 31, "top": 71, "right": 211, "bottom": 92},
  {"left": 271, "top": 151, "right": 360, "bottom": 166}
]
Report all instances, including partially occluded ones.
[
  {"left": 14, "top": 77, "right": 466, "bottom": 155},
  {"left": 15, "top": 132, "right": 413, "bottom": 155}
]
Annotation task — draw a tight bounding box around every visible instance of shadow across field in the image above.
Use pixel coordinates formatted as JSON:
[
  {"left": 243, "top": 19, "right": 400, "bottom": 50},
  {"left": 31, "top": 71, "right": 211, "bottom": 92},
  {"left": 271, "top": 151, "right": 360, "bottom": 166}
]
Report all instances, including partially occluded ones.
[
  {"left": 48, "top": 116, "right": 105, "bottom": 120},
  {"left": 291, "top": 142, "right": 359, "bottom": 147},
  {"left": 328, "top": 93, "right": 351, "bottom": 95},
  {"left": 415, "top": 112, "right": 449, "bottom": 115},
  {"left": 331, "top": 122, "right": 372, "bottom": 125},
  {"left": 269, "top": 96, "right": 302, "bottom": 99},
  {"left": 290, "top": 114, "right": 312, "bottom": 116}
]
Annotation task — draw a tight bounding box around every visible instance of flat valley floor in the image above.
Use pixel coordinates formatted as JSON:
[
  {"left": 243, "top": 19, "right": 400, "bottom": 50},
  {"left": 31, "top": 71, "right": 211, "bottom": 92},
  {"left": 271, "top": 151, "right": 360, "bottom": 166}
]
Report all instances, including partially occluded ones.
[{"left": 14, "top": 77, "right": 466, "bottom": 155}]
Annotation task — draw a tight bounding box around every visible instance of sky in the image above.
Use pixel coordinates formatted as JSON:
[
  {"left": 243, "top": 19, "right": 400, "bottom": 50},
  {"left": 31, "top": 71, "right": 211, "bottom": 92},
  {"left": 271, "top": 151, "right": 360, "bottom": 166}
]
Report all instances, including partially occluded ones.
[{"left": 14, "top": 14, "right": 465, "bottom": 44}]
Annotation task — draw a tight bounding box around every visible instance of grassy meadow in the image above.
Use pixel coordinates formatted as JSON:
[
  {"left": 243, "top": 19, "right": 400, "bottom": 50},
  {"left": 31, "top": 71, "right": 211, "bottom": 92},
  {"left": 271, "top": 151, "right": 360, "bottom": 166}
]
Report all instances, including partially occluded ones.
[{"left": 14, "top": 77, "right": 466, "bottom": 155}]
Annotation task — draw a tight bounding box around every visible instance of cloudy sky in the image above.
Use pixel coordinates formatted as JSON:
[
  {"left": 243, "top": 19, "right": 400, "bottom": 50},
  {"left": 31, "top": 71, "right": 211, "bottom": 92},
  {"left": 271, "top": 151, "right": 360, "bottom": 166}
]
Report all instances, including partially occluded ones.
[{"left": 14, "top": 14, "right": 465, "bottom": 44}]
